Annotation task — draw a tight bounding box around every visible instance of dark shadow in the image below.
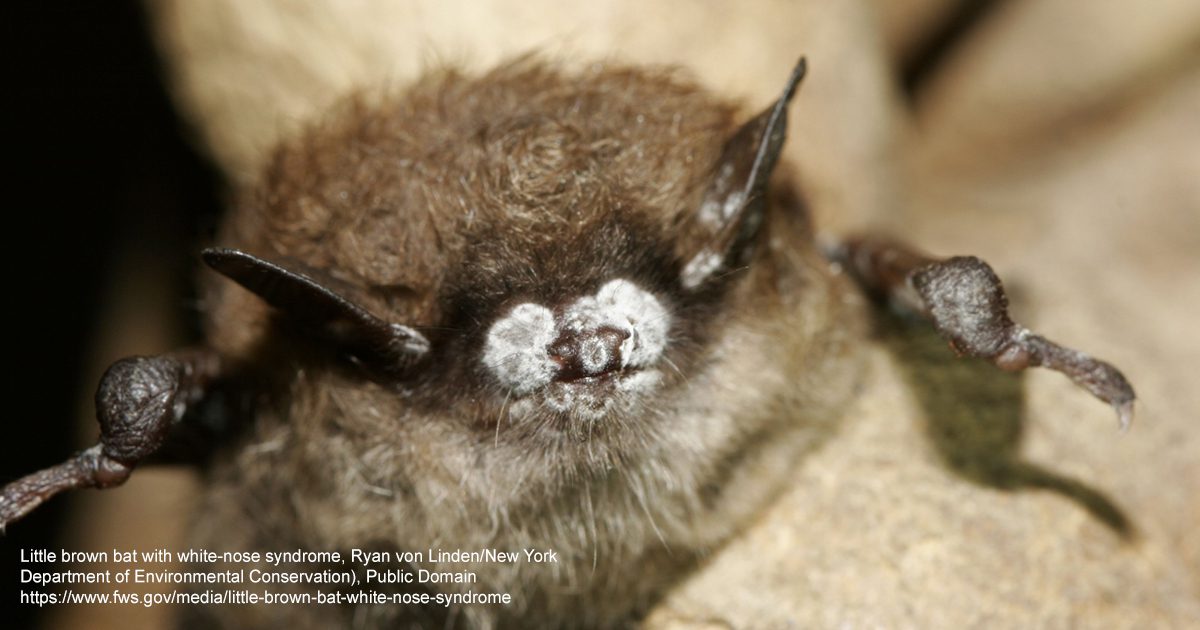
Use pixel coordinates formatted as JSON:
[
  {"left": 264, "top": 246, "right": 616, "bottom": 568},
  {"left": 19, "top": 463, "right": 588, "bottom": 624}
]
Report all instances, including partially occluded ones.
[
  {"left": 900, "top": 0, "right": 1008, "bottom": 100},
  {"left": 2, "top": 2, "right": 224, "bottom": 628},
  {"left": 876, "top": 311, "right": 1134, "bottom": 539}
]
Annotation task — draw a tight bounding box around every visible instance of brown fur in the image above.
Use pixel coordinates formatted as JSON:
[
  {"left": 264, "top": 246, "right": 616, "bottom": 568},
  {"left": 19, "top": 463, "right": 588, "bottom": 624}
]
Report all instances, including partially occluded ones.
[{"left": 192, "top": 59, "right": 865, "bottom": 628}]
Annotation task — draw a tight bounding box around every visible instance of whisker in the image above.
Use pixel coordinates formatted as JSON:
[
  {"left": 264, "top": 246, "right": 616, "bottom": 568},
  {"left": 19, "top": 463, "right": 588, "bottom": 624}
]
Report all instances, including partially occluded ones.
[
  {"left": 661, "top": 355, "right": 688, "bottom": 385},
  {"left": 495, "top": 389, "right": 513, "bottom": 447},
  {"left": 620, "top": 467, "right": 670, "bottom": 551},
  {"left": 713, "top": 263, "right": 752, "bottom": 282}
]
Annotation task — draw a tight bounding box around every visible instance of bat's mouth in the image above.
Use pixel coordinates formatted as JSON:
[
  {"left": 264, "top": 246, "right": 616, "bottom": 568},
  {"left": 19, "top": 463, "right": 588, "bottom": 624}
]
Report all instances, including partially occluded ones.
[
  {"left": 539, "top": 367, "right": 663, "bottom": 419},
  {"left": 554, "top": 364, "right": 634, "bottom": 385}
]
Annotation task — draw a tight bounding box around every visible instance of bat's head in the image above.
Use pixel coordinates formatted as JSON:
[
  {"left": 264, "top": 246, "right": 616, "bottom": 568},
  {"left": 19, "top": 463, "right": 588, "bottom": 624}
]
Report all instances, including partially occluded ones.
[{"left": 204, "top": 59, "right": 856, "bottom": 481}]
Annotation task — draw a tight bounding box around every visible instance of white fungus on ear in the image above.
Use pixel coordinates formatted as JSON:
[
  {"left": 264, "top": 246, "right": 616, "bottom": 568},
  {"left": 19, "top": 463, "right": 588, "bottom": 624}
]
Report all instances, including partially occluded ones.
[
  {"left": 697, "top": 162, "right": 740, "bottom": 228},
  {"left": 681, "top": 249, "right": 724, "bottom": 289},
  {"left": 482, "top": 303, "right": 558, "bottom": 395},
  {"left": 388, "top": 323, "right": 432, "bottom": 355}
]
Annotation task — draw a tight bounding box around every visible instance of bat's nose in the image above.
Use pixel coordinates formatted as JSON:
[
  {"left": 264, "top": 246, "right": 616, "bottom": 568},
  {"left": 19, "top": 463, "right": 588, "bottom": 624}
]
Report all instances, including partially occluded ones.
[{"left": 548, "top": 325, "right": 631, "bottom": 381}]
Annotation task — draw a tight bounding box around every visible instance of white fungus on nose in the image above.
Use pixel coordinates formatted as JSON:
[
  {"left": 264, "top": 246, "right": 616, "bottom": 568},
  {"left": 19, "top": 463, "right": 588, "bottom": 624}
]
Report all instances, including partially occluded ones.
[
  {"left": 578, "top": 335, "right": 612, "bottom": 373},
  {"left": 481, "top": 279, "right": 670, "bottom": 395},
  {"left": 482, "top": 303, "right": 558, "bottom": 395}
]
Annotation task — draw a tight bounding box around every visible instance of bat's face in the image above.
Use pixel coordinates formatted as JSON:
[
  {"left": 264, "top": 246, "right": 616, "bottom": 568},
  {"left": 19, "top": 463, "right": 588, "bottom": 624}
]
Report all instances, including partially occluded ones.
[
  {"left": 205, "top": 59, "right": 825, "bottom": 474},
  {"left": 458, "top": 219, "right": 682, "bottom": 430}
]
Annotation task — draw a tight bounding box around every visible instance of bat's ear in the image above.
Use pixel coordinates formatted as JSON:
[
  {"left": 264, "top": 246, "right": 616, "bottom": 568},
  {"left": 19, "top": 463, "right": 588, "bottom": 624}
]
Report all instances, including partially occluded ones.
[
  {"left": 680, "top": 58, "right": 806, "bottom": 290},
  {"left": 202, "top": 248, "right": 430, "bottom": 375}
]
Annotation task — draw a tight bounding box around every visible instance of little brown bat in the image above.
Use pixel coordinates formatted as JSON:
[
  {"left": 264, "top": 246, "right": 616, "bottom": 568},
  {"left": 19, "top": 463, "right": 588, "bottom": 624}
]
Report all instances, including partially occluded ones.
[{"left": 0, "top": 57, "right": 1133, "bottom": 629}]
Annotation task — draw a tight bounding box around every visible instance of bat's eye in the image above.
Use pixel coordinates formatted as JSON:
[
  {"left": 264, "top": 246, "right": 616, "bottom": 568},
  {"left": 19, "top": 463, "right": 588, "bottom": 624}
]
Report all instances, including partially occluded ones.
[{"left": 481, "top": 279, "right": 670, "bottom": 400}]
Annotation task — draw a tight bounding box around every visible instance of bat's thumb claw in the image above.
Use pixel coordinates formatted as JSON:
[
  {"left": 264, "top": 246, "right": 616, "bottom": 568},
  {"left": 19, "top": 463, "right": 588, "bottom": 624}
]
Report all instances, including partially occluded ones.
[{"left": 1115, "top": 400, "right": 1135, "bottom": 432}]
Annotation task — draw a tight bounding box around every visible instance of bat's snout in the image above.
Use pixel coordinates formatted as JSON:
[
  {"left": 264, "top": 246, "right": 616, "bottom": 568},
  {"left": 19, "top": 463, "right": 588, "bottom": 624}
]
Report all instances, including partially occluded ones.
[
  {"left": 548, "top": 325, "right": 631, "bottom": 381},
  {"left": 482, "top": 278, "right": 671, "bottom": 407}
]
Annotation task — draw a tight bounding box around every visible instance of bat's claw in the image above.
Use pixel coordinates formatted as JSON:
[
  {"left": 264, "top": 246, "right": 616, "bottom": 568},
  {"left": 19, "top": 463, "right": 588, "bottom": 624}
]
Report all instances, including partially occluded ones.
[
  {"left": 0, "top": 350, "right": 221, "bottom": 530},
  {"left": 839, "top": 237, "right": 1137, "bottom": 427},
  {"left": 1115, "top": 401, "right": 1134, "bottom": 433}
]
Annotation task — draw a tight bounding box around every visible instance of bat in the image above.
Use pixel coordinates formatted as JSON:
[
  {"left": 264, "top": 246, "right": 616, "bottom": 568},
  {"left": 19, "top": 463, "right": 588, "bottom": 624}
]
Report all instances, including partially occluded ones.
[{"left": 0, "top": 57, "right": 1134, "bottom": 628}]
